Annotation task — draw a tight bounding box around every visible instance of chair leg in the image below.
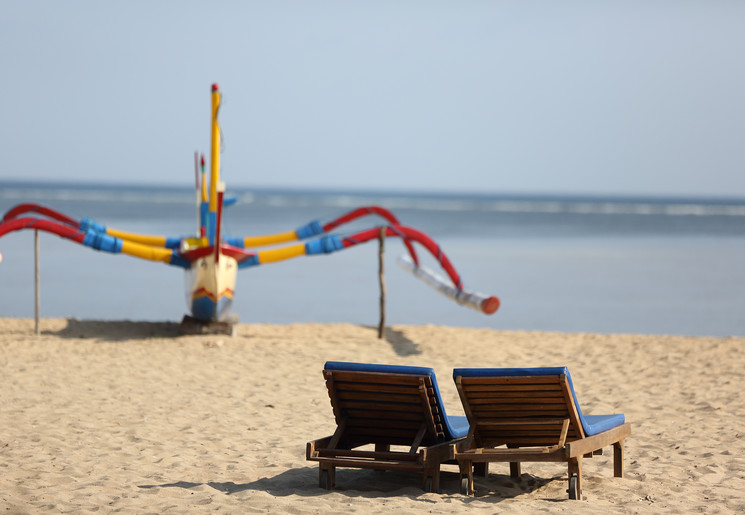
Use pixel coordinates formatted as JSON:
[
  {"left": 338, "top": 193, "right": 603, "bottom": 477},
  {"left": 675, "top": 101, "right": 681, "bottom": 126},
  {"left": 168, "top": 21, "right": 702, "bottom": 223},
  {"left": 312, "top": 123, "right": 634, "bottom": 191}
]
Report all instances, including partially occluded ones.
[
  {"left": 613, "top": 440, "right": 624, "bottom": 478},
  {"left": 474, "top": 462, "right": 488, "bottom": 477},
  {"left": 507, "top": 444, "right": 520, "bottom": 478},
  {"left": 319, "top": 466, "right": 330, "bottom": 489},
  {"left": 509, "top": 461, "right": 521, "bottom": 478},
  {"left": 422, "top": 467, "right": 441, "bottom": 493},
  {"left": 467, "top": 462, "right": 474, "bottom": 495},
  {"left": 374, "top": 443, "right": 390, "bottom": 470},
  {"left": 328, "top": 466, "right": 336, "bottom": 488},
  {"left": 318, "top": 465, "right": 336, "bottom": 489},
  {"left": 459, "top": 460, "right": 474, "bottom": 495},
  {"left": 567, "top": 457, "right": 583, "bottom": 500}
]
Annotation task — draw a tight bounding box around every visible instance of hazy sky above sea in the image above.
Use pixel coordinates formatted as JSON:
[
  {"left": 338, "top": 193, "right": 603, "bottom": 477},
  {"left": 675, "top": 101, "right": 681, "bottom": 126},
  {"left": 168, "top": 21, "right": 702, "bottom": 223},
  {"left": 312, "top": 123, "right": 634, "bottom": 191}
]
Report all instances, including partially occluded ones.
[{"left": 1, "top": 1, "right": 744, "bottom": 197}]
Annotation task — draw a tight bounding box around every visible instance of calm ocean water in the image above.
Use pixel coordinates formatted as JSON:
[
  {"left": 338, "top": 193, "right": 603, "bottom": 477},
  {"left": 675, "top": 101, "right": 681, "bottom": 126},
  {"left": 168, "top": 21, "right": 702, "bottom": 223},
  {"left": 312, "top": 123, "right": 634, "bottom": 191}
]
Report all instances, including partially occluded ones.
[{"left": 1, "top": 181, "right": 744, "bottom": 337}]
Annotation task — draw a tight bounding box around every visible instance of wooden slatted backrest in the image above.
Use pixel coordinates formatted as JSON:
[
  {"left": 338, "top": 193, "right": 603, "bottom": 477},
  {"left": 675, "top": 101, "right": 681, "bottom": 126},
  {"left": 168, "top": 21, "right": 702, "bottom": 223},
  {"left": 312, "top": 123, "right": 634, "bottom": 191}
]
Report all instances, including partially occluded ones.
[
  {"left": 324, "top": 369, "right": 446, "bottom": 448},
  {"left": 455, "top": 374, "right": 586, "bottom": 448}
]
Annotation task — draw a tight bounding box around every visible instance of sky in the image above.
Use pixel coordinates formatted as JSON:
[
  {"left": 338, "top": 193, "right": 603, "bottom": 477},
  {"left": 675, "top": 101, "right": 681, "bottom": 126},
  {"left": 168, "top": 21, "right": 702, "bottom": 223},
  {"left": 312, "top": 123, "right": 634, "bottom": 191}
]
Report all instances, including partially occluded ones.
[{"left": 1, "top": 0, "right": 744, "bottom": 198}]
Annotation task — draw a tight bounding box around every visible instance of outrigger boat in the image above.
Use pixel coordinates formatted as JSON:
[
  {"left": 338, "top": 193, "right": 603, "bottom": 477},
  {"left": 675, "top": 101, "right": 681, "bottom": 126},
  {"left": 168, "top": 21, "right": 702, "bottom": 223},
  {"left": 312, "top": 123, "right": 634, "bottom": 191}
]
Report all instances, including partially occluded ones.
[{"left": 0, "top": 84, "right": 499, "bottom": 322}]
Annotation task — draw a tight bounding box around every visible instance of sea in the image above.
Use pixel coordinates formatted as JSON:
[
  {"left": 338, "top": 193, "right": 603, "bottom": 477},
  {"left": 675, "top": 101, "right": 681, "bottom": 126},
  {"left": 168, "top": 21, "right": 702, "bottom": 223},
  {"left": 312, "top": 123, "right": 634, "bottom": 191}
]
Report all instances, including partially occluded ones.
[{"left": 1, "top": 180, "right": 744, "bottom": 337}]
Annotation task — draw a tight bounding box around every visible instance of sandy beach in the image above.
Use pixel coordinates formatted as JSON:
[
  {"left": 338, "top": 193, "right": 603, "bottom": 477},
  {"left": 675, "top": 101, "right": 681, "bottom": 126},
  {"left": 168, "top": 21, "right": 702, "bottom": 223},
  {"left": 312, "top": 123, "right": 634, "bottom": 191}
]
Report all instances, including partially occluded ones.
[{"left": 2, "top": 317, "right": 744, "bottom": 513}]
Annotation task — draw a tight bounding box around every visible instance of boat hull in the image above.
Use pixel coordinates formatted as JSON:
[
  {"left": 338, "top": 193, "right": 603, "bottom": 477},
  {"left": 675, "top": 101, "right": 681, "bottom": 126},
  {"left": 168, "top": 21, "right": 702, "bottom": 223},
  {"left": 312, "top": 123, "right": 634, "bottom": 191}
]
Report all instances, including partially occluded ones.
[{"left": 185, "top": 252, "right": 237, "bottom": 321}]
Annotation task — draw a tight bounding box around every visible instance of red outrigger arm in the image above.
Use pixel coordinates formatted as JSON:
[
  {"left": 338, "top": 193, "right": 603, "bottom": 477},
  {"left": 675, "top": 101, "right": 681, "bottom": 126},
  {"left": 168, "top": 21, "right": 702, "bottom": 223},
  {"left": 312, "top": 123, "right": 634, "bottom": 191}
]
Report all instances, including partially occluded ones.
[
  {"left": 301, "top": 224, "right": 500, "bottom": 315},
  {"left": 322, "top": 206, "right": 420, "bottom": 265},
  {"left": 340, "top": 225, "right": 462, "bottom": 289},
  {"left": 323, "top": 206, "right": 404, "bottom": 232},
  {"left": 0, "top": 217, "right": 84, "bottom": 242},
  {"left": 2, "top": 203, "right": 79, "bottom": 227}
]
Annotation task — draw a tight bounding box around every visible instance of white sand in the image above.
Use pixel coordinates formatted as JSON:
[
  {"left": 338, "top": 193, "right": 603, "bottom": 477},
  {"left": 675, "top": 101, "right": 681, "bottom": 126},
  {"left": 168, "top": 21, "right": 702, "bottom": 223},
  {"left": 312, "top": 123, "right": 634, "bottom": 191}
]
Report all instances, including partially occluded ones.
[{"left": 2, "top": 318, "right": 744, "bottom": 513}]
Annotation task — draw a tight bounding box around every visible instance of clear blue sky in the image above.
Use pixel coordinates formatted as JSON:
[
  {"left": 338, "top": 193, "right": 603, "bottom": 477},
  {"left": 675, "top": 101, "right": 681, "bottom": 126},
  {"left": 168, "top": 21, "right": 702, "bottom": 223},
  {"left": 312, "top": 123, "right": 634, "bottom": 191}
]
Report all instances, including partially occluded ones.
[{"left": 2, "top": 0, "right": 744, "bottom": 197}]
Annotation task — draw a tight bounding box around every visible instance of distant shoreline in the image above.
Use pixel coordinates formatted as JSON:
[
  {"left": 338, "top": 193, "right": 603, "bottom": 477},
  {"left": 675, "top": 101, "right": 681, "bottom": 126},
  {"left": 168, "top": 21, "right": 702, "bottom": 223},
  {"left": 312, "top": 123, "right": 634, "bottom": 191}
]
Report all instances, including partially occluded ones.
[{"left": 3, "top": 178, "right": 745, "bottom": 204}]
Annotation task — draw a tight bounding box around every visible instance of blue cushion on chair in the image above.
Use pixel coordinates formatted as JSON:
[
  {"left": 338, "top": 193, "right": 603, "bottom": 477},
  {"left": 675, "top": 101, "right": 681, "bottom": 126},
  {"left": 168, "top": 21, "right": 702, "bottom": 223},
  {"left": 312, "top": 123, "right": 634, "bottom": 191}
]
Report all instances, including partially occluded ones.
[{"left": 583, "top": 414, "right": 626, "bottom": 435}]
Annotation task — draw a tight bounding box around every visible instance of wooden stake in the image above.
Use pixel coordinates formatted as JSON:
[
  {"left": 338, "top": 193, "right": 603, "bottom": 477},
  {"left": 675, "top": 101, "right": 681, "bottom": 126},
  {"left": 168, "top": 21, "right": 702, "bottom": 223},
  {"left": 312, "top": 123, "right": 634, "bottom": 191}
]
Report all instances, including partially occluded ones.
[
  {"left": 378, "top": 226, "right": 386, "bottom": 339},
  {"left": 34, "top": 229, "right": 40, "bottom": 336}
]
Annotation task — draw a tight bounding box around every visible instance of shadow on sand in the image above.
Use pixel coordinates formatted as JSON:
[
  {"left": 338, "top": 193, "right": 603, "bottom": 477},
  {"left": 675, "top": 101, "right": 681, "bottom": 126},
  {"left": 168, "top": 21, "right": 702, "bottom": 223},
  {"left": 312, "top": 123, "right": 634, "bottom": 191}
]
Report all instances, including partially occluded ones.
[
  {"left": 46, "top": 318, "right": 184, "bottom": 340},
  {"left": 46, "top": 319, "right": 423, "bottom": 354},
  {"left": 138, "top": 466, "right": 556, "bottom": 504},
  {"left": 363, "top": 325, "right": 422, "bottom": 356}
]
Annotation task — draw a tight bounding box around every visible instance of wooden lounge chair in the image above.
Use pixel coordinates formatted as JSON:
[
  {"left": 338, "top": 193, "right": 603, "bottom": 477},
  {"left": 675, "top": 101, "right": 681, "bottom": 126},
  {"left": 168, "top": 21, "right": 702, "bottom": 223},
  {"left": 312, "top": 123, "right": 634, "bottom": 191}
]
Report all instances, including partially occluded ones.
[
  {"left": 306, "top": 361, "right": 469, "bottom": 492},
  {"left": 452, "top": 367, "right": 631, "bottom": 500}
]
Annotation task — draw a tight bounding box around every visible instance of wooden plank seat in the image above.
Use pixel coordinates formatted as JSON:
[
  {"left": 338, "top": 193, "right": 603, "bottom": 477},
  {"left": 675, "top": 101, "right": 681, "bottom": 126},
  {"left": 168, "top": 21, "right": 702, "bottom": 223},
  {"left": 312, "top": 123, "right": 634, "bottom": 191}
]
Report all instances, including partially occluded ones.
[
  {"left": 452, "top": 367, "right": 631, "bottom": 500},
  {"left": 306, "top": 362, "right": 469, "bottom": 492}
]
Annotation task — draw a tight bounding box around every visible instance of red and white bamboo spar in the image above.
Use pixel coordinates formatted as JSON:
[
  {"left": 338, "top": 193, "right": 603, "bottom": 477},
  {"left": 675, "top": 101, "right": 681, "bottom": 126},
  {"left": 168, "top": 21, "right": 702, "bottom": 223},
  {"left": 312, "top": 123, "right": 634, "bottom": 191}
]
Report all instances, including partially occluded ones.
[{"left": 397, "top": 254, "right": 499, "bottom": 315}]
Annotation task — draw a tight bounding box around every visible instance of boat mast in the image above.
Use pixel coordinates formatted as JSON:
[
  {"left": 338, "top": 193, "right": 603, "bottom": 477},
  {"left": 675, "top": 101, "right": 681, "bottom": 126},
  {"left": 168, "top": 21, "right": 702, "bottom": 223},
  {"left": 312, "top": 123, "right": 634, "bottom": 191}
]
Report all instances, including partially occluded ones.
[{"left": 208, "top": 83, "right": 221, "bottom": 245}]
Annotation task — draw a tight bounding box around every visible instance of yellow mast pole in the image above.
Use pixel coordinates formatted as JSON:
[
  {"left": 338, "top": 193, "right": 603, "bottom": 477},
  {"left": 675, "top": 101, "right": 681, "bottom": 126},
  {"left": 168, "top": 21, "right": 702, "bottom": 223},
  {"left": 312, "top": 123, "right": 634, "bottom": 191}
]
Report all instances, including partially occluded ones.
[{"left": 209, "top": 83, "right": 221, "bottom": 243}]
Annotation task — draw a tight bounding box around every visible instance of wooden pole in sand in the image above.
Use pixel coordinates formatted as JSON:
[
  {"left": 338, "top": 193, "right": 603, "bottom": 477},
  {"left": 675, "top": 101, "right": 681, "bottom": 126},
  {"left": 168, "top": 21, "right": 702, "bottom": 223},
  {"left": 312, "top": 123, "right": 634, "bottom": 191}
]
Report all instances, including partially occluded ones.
[
  {"left": 378, "top": 226, "right": 386, "bottom": 339},
  {"left": 34, "top": 229, "right": 40, "bottom": 335}
]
